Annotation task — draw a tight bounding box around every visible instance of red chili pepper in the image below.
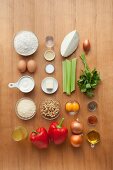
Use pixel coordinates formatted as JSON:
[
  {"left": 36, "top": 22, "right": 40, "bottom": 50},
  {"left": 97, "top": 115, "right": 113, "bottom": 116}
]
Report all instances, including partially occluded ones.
[
  {"left": 48, "top": 118, "right": 68, "bottom": 145},
  {"left": 30, "top": 127, "right": 49, "bottom": 149}
]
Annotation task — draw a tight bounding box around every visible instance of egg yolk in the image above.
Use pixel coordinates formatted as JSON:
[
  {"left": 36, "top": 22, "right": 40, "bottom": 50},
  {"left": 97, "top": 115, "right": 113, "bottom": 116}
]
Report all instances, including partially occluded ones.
[
  {"left": 72, "top": 102, "right": 80, "bottom": 112},
  {"left": 65, "top": 102, "right": 73, "bottom": 112}
]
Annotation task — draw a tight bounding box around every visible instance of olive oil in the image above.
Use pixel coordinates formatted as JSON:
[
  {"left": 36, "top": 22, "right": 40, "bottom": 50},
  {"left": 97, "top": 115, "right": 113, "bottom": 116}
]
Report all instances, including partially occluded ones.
[
  {"left": 12, "top": 126, "right": 28, "bottom": 142},
  {"left": 86, "top": 130, "right": 100, "bottom": 147}
]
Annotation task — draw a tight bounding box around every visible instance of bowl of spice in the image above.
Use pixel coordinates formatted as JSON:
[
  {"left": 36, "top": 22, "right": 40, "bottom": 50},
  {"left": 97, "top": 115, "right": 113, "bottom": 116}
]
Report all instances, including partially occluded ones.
[
  {"left": 44, "top": 50, "right": 55, "bottom": 61},
  {"left": 87, "top": 101, "right": 98, "bottom": 112},
  {"left": 40, "top": 99, "right": 60, "bottom": 120},
  {"left": 15, "top": 98, "right": 37, "bottom": 120},
  {"left": 87, "top": 115, "right": 98, "bottom": 126}
]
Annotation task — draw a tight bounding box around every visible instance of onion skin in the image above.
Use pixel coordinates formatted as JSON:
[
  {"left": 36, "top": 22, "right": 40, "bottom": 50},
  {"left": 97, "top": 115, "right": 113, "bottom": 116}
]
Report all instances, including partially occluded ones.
[
  {"left": 70, "top": 135, "right": 83, "bottom": 147},
  {"left": 83, "top": 39, "right": 90, "bottom": 52},
  {"left": 70, "top": 120, "right": 84, "bottom": 135}
]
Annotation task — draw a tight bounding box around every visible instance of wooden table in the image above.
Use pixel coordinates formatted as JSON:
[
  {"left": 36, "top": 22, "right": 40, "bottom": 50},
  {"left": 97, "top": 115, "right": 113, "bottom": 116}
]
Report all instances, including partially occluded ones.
[{"left": 0, "top": 0, "right": 113, "bottom": 170}]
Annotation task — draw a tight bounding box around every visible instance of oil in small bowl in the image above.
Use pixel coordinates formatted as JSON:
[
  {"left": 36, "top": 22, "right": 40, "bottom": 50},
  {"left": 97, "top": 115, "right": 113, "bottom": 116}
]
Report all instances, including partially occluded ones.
[
  {"left": 12, "top": 126, "right": 28, "bottom": 142},
  {"left": 86, "top": 130, "right": 100, "bottom": 148}
]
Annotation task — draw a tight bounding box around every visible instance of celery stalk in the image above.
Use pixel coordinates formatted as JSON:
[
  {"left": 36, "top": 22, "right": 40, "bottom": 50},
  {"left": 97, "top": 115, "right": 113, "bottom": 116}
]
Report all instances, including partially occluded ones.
[
  {"left": 66, "top": 60, "right": 71, "bottom": 95},
  {"left": 71, "top": 58, "right": 77, "bottom": 92},
  {"left": 62, "top": 61, "right": 67, "bottom": 93}
]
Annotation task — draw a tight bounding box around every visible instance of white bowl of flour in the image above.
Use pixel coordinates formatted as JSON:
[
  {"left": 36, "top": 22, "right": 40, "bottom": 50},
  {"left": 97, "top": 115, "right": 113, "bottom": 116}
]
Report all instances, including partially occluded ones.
[{"left": 14, "top": 31, "right": 38, "bottom": 56}]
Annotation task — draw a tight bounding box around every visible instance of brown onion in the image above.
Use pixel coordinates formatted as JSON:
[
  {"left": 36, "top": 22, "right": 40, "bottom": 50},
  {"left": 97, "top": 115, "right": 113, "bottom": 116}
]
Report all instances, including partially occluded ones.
[
  {"left": 70, "top": 119, "right": 84, "bottom": 134},
  {"left": 70, "top": 134, "right": 83, "bottom": 147},
  {"left": 83, "top": 39, "right": 90, "bottom": 52}
]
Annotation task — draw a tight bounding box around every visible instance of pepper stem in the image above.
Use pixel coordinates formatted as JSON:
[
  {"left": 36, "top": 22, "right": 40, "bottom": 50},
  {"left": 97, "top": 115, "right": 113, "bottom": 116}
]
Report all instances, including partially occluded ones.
[
  {"left": 57, "top": 118, "right": 65, "bottom": 128},
  {"left": 32, "top": 130, "right": 38, "bottom": 134}
]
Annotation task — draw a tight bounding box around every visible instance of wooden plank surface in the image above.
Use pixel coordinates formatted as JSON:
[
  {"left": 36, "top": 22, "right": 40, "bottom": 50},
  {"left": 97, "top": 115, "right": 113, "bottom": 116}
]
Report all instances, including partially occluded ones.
[{"left": 0, "top": 0, "right": 113, "bottom": 169}]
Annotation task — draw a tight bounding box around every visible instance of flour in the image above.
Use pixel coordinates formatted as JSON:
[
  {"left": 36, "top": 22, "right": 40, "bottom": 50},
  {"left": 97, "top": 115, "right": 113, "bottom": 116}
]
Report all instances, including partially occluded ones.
[
  {"left": 16, "top": 98, "right": 36, "bottom": 119},
  {"left": 14, "top": 31, "right": 38, "bottom": 56}
]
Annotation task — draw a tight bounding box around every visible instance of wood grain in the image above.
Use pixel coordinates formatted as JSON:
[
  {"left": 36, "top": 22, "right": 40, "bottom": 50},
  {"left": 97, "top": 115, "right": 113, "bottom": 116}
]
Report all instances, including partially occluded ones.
[{"left": 0, "top": 0, "right": 113, "bottom": 170}]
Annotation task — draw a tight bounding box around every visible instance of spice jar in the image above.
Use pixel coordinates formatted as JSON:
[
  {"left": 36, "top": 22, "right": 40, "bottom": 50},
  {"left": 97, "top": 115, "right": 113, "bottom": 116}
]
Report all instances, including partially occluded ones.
[
  {"left": 87, "top": 101, "right": 98, "bottom": 112},
  {"left": 87, "top": 115, "right": 98, "bottom": 126}
]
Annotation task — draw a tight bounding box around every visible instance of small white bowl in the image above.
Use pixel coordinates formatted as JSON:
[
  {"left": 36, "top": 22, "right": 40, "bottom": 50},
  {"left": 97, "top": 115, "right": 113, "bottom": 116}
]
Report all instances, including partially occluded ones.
[
  {"left": 41, "top": 77, "right": 58, "bottom": 94},
  {"left": 45, "top": 64, "right": 55, "bottom": 74},
  {"left": 44, "top": 49, "right": 55, "bottom": 61}
]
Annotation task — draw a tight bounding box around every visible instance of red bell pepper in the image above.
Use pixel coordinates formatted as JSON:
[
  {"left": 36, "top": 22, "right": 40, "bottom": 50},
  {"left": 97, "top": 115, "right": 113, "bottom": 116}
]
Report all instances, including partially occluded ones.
[
  {"left": 48, "top": 118, "right": 68, "bottom": 145},
  {"left": 30, "top": 127, "right": 49, "bottom": 149}
]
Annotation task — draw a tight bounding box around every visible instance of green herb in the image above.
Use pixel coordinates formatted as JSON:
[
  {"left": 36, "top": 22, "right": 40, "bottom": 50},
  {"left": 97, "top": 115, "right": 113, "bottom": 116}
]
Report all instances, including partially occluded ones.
[{"left": 77, "top": 53, "right": 101, "bottom": 97}]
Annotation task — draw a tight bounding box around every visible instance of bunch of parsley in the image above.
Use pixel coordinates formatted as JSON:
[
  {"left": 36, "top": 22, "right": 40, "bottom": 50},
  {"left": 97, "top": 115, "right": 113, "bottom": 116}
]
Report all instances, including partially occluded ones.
[{"left": 77, "top": 53, "right": 101, "bottom": 97}]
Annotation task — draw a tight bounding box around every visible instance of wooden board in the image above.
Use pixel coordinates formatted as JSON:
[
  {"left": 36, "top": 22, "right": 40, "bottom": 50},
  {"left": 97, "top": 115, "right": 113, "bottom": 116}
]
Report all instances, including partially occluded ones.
[{"left": 0, "top": 0, "right": 113, "bottom": 169}]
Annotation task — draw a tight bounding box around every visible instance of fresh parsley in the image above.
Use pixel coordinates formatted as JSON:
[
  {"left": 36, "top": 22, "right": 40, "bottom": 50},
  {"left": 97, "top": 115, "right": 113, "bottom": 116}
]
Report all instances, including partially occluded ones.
[{"left": 77, "top": 53, "right": 101, "bottom": 97}]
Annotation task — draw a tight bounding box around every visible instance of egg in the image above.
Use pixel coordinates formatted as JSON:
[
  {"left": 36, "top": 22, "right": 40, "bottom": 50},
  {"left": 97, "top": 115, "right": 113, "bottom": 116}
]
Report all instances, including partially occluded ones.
[
  {"left": 27, "top": 60, "right": 37, "bottom": 73},
  {"left": 18, "top": 60, "right": 26, "bottom": 73}
]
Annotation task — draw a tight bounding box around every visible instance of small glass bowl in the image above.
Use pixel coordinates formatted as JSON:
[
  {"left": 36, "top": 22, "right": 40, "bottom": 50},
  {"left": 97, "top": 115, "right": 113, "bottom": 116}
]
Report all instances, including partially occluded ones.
[
  {"left": 40, "top": 99, "right": 60, "bottom": 120},
  {"left": 65, "top": 101, "right": 80, "bottom": 116},
  {"left": 86, "top": 130, "right": 100, "bottom": 148},
  {"left": 12, "top": 126, "right": 28, "bottom": 142},
  {"left": 87, "top": 101, "right": 98, "bottom": 112},
  {"left": 45, "top": 36, "right": 54, "bottom": 48},
  {"left": 44, "top": 49, "right": 55, "bottom": 61},
  {"left": 15, "top": 97, "right": 37, "bottom": 120},
  {"left": 87, "top": 115, "right": 98, "bottom": 126}
]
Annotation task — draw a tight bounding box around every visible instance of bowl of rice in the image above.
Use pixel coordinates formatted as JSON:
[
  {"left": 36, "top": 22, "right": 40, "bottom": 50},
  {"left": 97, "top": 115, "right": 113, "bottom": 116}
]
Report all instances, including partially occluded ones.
[{"left": 15, "top": 98, "right": 37, "bottom": 120}]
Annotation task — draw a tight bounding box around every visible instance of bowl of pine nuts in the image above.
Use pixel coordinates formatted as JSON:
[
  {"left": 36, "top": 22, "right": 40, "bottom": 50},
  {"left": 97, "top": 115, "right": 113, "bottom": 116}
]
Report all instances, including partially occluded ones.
[{"left": 40, "top": 99, "right": 60, "bottom": 120}]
